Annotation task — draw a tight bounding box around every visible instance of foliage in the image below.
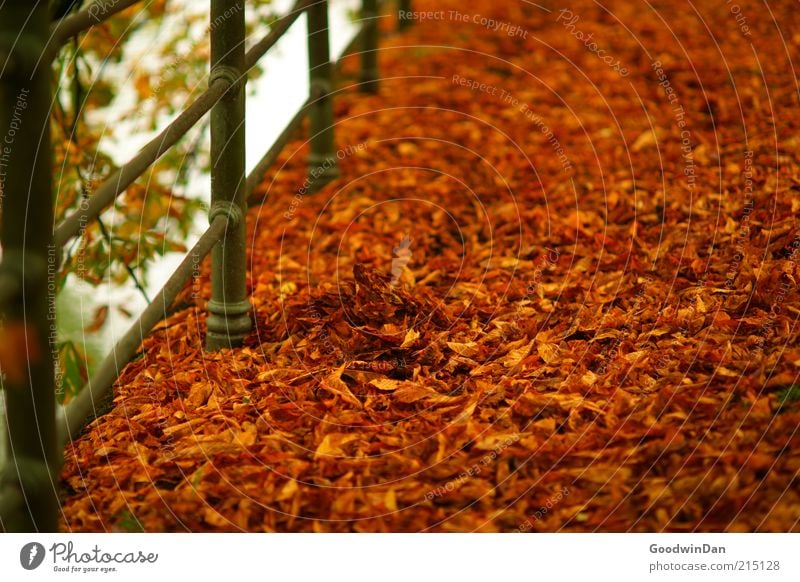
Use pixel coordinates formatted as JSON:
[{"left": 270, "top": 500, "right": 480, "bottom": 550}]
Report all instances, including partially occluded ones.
[
  {"left": 49, "top": 1, "right": 275, "bottom": 396},
  {"left": 61, "top": 0, "right": 800, "bottom": 532}
]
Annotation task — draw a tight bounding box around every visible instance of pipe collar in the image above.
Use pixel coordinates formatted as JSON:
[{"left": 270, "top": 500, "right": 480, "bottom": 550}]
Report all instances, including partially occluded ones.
[{"left": 209, "top": 200, "right": 244, "bottom": 229}]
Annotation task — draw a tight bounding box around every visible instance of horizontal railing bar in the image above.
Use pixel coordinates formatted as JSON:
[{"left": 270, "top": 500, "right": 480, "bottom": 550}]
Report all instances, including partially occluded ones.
[
  {"left": 54, "top": 0, "right": 312, "bottom": 248},
  {"left": 51, "top": 0, "right": 145, "bottom": 44},
  {"left": 244, "top": 0, "right": 312, "bottom": 71},
  {"left": 57, "top": 214, "right": 228, "bottom": 444},
  {"left": 245, "top": 99, "right": 311, "bottom": 202},
  {"left": 54, "top": 79, "right": 229, "bottom": 247},
  {"left": 245, "top": 20, "right": 369, "bottom": 206}
]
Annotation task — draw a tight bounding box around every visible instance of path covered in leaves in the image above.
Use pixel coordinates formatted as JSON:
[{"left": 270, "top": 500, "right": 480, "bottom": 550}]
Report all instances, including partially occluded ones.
[{"left": 61, "top": 0, "right": 800, "bottom": 531}]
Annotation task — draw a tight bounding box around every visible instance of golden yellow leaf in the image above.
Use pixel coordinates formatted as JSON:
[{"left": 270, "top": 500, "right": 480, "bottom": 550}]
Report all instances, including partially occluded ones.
[
  {"left": 314, "top": 433, "right": 359, "bottom": 459},
  {"left": 320, "top": 364, "right": 362, "bottom": 408},
  {"left": 384, "top": 488, "right": 398, "bottom": 511},
  {"left": 401, "top": 328, "right": 420, "bottom": 348},
  {"left": 447, "top": 341, "right": 479, "bottom": 357},
  {"left": 536, "top": 341, "right": 560, "bottom": 364},
  {"left": 503, "top": 339, "right": 534, "bottom": 367},
  {"left": 369, "top": 378, "right": 403, "bottom": 391}
]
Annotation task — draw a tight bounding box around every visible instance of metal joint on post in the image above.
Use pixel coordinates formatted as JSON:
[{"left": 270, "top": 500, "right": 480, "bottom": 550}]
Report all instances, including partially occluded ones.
[
  {"left": 206, "top": 298, "right": 253, "bottom": 349},
  {"left": 309, "top": 76, "right": 332, "bottom": 101},
  {"left": 209, "top": 64, "right": 243, "bottom": 94},
  {"left": 208, "top": 200, "right": 243, "bottom": 229}
]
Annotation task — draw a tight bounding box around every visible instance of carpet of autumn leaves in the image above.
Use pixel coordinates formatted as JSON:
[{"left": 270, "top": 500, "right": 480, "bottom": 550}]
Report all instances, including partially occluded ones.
[{"left": 60, "top": 0, "right": 800, "bottom": 532}]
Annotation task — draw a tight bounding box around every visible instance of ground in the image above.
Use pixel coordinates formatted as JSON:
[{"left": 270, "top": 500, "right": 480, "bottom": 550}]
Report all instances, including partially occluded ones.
[{"left": 60, "top": 0, "right": 800, "bottom": 532}]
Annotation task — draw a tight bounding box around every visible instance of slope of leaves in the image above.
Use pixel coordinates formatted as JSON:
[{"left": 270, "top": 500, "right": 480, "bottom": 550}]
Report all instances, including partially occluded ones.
[{"left": 60, "top": 0, "right": 800, "bottom": 532}]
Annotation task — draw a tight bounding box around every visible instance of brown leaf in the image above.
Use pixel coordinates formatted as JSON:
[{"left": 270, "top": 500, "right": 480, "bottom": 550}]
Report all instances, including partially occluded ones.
[{"left": 320, "top": 364, "right": 362, "bottom": 408}]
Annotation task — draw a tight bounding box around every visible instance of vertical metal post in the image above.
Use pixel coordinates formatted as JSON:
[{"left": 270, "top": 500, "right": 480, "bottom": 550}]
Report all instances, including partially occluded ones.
[
  {"left": 360, "top": 0, "right": 379, "bottom": 93},
  {"left": 0, "top": 1, "right": 60, "bottom": 531},
  {"left": 397, "top": 0, "right": 412, "bottom": 31},
  {"left": 206, "top": 0, "right": 251, "bottom": 351},
  {"left": 306, "top": 0, "right": 338, "bottom": 190}
]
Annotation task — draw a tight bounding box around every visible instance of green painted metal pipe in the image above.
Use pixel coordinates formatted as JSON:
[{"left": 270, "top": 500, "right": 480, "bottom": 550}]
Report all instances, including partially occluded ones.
[
  {"left": 50, "top": 0, "right": 144, "bottom": 46},
  {"left": 0, "top": 47, "right": 15, "bottom": 76},
  {"left": 360, "top": 0, "right": 379, "bottom": 93},
  {"left": 0, "top": 1, "right": 60, "bottom": 532},
  {"left": 205, "top": 0, "right": 251, "bottom": 351},
  {"left": 397, "top": 0, "right": 412, "bottom": 31},
  {"left": 306, "top": 0, "right": 339, "bottom": 190}
]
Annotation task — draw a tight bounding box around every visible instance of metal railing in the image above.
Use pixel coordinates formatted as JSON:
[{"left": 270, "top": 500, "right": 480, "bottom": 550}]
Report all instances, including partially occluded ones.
[{"left": 0, "top": 0, "right": 411, "bottom": 532}]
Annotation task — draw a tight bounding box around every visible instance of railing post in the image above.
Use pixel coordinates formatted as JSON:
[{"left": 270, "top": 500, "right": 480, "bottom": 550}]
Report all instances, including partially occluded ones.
[
  {"left": 397, "top": 0, "right": 412, "bottom": 31},
  {"left": 0, "top": 1, "right": 60, "bottom": 531},
  {"left": 306, "top": 0, "right": 339, "bottom": 190},
  {"left": 206, "top": 0, "right": 251, "bottom": 351},
  {"left": 360, "top": 0, "right": 379, "bottom": 93}
]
